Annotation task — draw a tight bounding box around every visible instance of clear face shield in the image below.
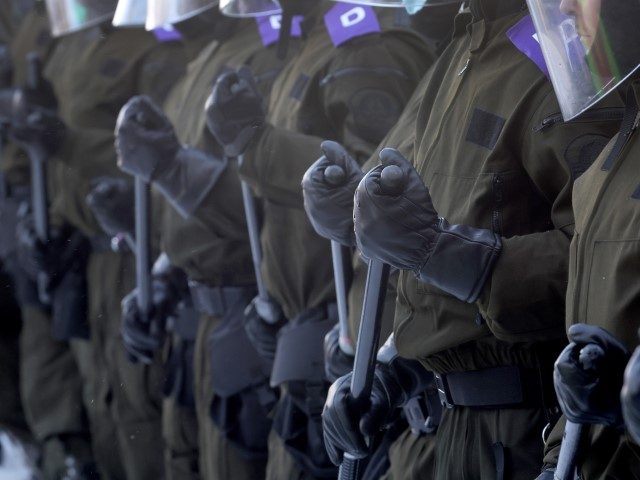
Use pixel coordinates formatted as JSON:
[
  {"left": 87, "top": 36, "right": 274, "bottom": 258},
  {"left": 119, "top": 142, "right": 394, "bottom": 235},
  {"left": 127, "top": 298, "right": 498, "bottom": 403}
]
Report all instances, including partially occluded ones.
[
  {"left": 146, "top": 0, "right": 216, "bottom": 29},
  {"left": 44, "top": 0, "right": 118, "bottom": 37},
  {"left": 527, "top": 0, "right": 640, "bottom": 120},
  {"left": 329, "top": 0, "right": 459, "bottom": 15},
  {"left": 113, "top": 0, "right": 147, "bottom": 26},
  {"left": 219, "top": 0, "right": 281, "bottom": 17}
]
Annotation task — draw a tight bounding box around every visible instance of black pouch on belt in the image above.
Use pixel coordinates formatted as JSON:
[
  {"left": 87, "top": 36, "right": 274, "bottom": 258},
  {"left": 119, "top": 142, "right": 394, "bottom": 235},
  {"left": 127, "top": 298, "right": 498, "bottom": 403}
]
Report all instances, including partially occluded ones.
[
  {"left": 208, "top": 287, "right": 276, "bottom": 459},
  {"left": 270, "top": 303, "right": 338, "bottom": 478}
]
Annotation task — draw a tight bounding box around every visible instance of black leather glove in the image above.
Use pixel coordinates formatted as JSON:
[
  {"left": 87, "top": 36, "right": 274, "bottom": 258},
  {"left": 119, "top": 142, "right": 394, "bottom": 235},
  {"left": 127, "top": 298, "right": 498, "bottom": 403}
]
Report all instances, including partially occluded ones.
[
  {"left": 16, "top": 215, "right": 78, "bottom": 286},
  {"left": 324, "top": 323, "right": 354, "bottom": 383},
  {"left": 205, "top": 65, "right": 265, "bottom": 157},
  {"left": 116, "top": 95, "right": 227, "bottom": 217},
  {"left": 86, "top": 177, "right": 134, "bottom": 239},
  {"left": 353, "top": 148, "right": 502, "bottom": 303},
  {"left": 243, "top": 296, "right": 285, "bottom": 363},
  {"left": 554, "top": 323, "right": 631, "bottom": 427},
  {"left": 322, "top": 336, "right": 432, "bottom": 465},
  {"left": 121, "top": 254, "right": 188, "bottom": 364},
  {"left": 302, "top": 141, "right": 364, "bottom": 247},
  {"left": 622, "top": 345, "right": 640, "bottom": 443}
]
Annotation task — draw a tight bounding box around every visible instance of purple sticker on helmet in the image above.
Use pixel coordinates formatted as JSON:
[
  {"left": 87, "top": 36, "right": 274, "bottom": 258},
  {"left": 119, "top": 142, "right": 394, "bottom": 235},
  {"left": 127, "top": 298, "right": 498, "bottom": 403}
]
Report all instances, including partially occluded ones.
[
  {"left": 507, "top": 15, "right": 549, "bottom": 78},
  {"left": 153, "top": 25, "right": 183, "bottom": 43},
  {"left": 324, "top": 3, "right": 380, "bottom": 47},
  {"left": 256, "top": 14, "right": 303, "bottom": 47}
]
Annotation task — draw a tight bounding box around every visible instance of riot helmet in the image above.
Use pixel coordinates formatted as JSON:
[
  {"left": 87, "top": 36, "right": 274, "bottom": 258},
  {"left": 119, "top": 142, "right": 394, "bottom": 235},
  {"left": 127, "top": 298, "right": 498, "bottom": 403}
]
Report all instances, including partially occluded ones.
[
  {"left": 44, "top": 0, "right": 117, "bottom": 37},
  {"left": 219, "top": 0, "right": 281, "bottom": 17},
  {"left": 146, "top": 0, "right": 217, "bottom": 29},
  {"left": 527, "top": 0, "right": 640, "bottom": 120},
  {"left": 113, "top": 0, "right": 147, "bottom": 26}
]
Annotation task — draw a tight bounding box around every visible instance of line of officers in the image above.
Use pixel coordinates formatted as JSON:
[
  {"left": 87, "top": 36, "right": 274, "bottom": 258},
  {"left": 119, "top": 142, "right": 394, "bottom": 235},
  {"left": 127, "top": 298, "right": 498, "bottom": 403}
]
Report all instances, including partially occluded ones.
[{"left": 0, "top": 0, "right": 638, "bottom": 479}]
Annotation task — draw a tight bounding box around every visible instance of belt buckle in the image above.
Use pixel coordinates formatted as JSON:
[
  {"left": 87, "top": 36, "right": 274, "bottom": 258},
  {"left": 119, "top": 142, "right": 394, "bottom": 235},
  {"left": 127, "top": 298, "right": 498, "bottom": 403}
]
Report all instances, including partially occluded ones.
[{"left": 434, "top": 373, "right": 454, "bottom": 409}]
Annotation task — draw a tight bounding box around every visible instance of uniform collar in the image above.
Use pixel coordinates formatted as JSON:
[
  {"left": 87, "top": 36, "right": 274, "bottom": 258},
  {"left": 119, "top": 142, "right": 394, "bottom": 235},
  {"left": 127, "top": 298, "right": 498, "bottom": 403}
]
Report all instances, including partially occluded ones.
[{"left": 470, "top": 0, "right": 526, "bottom": 21}]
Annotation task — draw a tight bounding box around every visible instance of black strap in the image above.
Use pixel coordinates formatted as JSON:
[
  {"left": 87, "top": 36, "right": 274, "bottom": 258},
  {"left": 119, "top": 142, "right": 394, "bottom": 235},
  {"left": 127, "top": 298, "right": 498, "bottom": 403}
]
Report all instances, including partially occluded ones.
[
  {"left": 493, "top": 442, "right": 505, "bottom": 480},
  {"left": 602, "top": 87, "right": 639, "bottom": 171},
  {"left": 435, "top": 365, "right": 555, "bottom": 409}
]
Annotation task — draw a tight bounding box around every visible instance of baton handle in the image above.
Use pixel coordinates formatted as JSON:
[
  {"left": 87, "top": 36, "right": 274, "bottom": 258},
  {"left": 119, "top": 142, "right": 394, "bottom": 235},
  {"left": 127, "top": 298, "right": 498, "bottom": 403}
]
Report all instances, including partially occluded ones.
[
  {"left": 331, "top": 240, "right": 354, "bottom": 355},
  {"left": 338, "top": 259, "right": 390, "bottom": 480}
]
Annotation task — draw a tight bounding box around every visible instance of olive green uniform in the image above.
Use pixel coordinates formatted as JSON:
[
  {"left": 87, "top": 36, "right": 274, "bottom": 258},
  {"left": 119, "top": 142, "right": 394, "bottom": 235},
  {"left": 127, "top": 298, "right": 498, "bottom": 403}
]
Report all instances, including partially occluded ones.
[
  {"left": 44, "top": 25, "right": 186, "bottom": 479},
  {"left": 541, "top": 81, "right": 640, "bottom": 480},
  {"left": 160, "top": 18, "right": 301, "bottom": 480},
  {"left": 236, "top": 3, "right": 431, "bottom": 478},
  {"left": 392, "top": 3, "right": 625, "bottom": 478},
  {"left": 0, "top": 5, "right": 98, "bottom": 477}
]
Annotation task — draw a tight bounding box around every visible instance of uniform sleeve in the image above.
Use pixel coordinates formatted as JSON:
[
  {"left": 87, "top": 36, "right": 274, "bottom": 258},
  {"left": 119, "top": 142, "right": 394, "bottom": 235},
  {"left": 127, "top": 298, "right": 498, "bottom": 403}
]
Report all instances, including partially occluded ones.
[
  {"left": 137, "top": 41, "right": 187, "bottom": 106},
  {"left": 476, "top": 89, "right": 624, "bottom": 342},
  {"left": 240, "top": 32, "right": 431, "bottom": 207}
]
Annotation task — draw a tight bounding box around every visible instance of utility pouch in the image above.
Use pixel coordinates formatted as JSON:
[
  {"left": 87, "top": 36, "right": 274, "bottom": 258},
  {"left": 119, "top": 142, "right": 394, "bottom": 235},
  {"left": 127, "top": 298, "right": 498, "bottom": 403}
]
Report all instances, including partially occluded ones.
[
  {"left": 270, "top": 304, "right": 339, "bottom": 478},
  {"left": 208, "top": 295, "right": 276, "bottom": 458},
  {"left": 270, "top": 306, "right": 336, "bottom": 388}
]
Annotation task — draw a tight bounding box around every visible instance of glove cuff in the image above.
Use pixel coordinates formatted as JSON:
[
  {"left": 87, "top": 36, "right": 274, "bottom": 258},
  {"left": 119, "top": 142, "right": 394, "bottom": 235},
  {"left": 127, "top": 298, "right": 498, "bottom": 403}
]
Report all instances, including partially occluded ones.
[
  {"left": 155, "top": 146, "right": 228, "bottom": 218},
  {"left": 377, "top": 335, "right": 433, "bottom": 407},
  {"left": 418, "top": 218, "right": 502, "bottom": 303}
]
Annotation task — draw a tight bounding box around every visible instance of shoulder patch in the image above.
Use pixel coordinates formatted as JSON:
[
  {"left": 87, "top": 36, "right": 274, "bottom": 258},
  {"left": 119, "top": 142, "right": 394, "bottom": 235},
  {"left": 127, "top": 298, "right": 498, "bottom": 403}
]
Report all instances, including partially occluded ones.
[
  {"left": 153, "top": 25, "right": 183, "bottom": 43},
  {"left": 506, "top": 15, "right": 549, "bottom": 77},
  {"left": 256, "top": 14, "right": 303, "bottom": 47},
  {"left": 564, "top": 134, "right": 610, "bottom": 180},
  {"left": 349, "top": 88, "right": 402, "bottom": 145},
  {"left": 465, "top": 108, "right": 506, "bottom": 150},
  {"left": 324, "top": 3, "right": 381, "bottom": 47}
]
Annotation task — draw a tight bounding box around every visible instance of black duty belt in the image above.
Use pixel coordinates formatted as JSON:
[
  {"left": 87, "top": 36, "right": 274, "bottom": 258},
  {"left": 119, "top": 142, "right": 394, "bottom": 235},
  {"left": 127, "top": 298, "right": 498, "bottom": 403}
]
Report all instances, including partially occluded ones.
[
  {"left": 434, "top": 365, "right": 555, "bottom": 409},
  {"left": 188, "top": 280, "right": 255, "bottom": 317}
]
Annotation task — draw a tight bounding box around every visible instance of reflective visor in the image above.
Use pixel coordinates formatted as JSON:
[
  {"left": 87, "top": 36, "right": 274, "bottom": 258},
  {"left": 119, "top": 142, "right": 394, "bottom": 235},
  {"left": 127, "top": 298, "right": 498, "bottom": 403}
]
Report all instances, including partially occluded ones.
[
  {"left": 146, "top": 0, "right": 216, "bottom": 29},
  {"left": 219, "top": 0, "right": 281, "bottom": 18},
  {"left": 45, "top": 0, "right": 117, "bottom": 37},
  {"left": 113, "top": 0, "right": 147, "bottom": 26},
  {"left": 527, "top": 0, "right": 640, "bottom": 120}
]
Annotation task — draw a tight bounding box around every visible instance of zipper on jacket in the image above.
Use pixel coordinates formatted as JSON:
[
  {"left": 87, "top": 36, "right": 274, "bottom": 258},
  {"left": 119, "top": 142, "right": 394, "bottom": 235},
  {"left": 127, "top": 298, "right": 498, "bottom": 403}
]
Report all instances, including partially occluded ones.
[
  {"left": 319, "top": 66, "right": 409, "bottom": 87},
  {"left": 532, "top": 107, "right": 625, "bottom": 133},
  {"left": 458, "top": 56, "right": 471, "bottom": 76}
]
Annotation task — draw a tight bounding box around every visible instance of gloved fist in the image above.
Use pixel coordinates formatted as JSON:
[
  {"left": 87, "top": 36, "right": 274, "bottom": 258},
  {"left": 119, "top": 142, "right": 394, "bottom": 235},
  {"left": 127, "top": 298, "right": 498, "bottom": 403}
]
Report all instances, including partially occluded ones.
[
  {"left": 243, "top": 296, "right": 285, "bottom": 363},
  {"left": 322, "top": 336, "right": 431, "bottom": 466},
  {"left": 205, "top": 66, "right": 265, "bottom": 157},
  {"left": 121, "top": 254, "right": 188, "bottom": 364},
  {"left": 115, "top": 95, "right": 180, "bottom": 182},
  {"left": 302, "top": 141, "right": 363, "bottom": 246},
  {"left": 324, "top": 323, "right": 354, "bottom": 383},
  {"left": 622, "top": 346, "right": 640, "bottom": 443},
  {"left": 354, "top": 148, "right": 501, "bottom": 303},
  {"left": 86, "top": 177, "right": 134, "bottom": 239},
  {"left": 554, "top": 323, "right": 631, "bottom": 427}
]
